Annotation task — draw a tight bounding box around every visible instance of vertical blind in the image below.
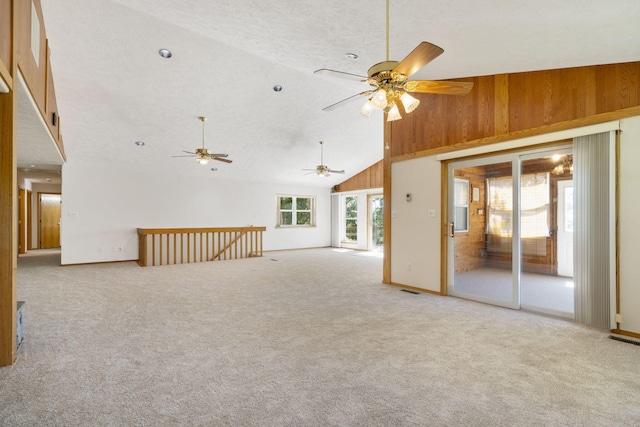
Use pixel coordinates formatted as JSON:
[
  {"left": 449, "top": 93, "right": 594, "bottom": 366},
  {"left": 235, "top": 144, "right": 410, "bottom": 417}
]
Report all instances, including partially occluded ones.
[{"left": 573, "top": 131, "right": 614, "bottom": 330}]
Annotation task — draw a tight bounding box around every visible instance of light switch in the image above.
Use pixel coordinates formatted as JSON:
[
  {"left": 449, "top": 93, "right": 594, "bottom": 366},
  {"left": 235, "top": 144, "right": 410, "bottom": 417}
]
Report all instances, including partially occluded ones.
[{"left": 428, "top": 209, "right": 436, "bottom": 217}]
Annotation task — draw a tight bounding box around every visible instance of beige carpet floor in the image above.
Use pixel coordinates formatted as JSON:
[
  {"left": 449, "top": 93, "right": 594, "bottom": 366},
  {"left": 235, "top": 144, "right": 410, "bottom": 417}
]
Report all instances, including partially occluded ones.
[{"left": 1, "top": 248, "right": 639, "bottom": 426}]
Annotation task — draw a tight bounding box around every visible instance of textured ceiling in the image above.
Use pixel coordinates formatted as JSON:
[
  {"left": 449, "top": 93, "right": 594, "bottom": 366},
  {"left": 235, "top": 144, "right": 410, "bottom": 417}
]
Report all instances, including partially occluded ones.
[{"left": 21, "top": 0, "right": 640, "bottom": 187}]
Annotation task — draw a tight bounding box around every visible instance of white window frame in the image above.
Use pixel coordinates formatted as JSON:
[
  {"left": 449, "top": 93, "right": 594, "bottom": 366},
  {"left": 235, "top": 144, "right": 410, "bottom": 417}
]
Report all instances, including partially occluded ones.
[
  {"left": 276, "top": 195, "right": 316, "bottom": 227},
  {"left": 454, "top": 178, "right": 469, "bottom": 232},
  {"left": 343, "top": 195, "right": 358, "bottom": 242}
]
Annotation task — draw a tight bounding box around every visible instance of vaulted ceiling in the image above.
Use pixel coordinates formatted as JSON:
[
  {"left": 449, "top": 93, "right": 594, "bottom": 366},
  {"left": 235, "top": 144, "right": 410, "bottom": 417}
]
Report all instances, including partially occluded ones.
[{"left": 27, "top": 0, "right": 640, "bottom": 187}]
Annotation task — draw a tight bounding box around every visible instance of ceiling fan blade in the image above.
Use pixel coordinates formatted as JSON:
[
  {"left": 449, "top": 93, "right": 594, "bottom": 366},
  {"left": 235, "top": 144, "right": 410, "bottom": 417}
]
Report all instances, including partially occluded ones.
[
  {"left": 208, "top": 153, "right": 228, "bottom": 158},
  {"left": 322, "top": 90, "right": 375, "bottom": 111},
  {"left": 172, "top": 155, "right": 196, "bottom": 158},
  {"left": 393, "top": 41, "right": 444, "bottom": 77},
  {"left": 182, "top": 150, "right": 196, "bottom": 154},
  {"left": 302, "top": 168, "right": 316, "bottom": 171},
  {"left": 403, "top": 80, "right": 474, "bottom": 95},
  {"left": 328, "top": 169, "right": 345, "bottom": 174},
  {"left": 213, "top": 157, "right": 233, "bottom": 164},
  {"left": 314, "top": 68, "right": 367, "bottom": 82}
]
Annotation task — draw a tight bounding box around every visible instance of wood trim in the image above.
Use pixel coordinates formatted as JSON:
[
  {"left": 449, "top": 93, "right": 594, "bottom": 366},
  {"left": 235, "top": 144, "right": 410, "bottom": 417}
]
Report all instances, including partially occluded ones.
[
  {"left": 0, "top": 0, "right": 11, "bottom": 86},
  {"left": 18, "top": 188, "right": 26, "bottom": 254},
  {"left": 611, "top": 329, "right": 640, "bottom": 340},
  {"left": 0, "top": 60, "right": 11, "bottom": 91},
  {"left": 382, "top": 120, "right": 392, "bottom": 284},
  {"left": 440, "top": 162, "right": 449, "bottom": 295},
  {"left": 615, "top": 130, "right": 621, "bottom": 329},
  {"left": 137, "top": 226, "right": 266, "bottom": 235},
  {"left": 27, "top": 189, "right": 32, "bottom": 250},
  {"left": 0, "top": 0, "right": 18, "bottom": 367}
]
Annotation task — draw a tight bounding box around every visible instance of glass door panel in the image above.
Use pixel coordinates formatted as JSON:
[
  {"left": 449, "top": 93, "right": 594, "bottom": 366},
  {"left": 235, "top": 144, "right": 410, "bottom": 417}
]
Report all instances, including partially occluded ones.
[
  {"left": 448, "top": 157, "right": 518, "bottom": 309},
  {"left": 369, "top": 195, "right": 384, "bottom": 252},
  {"left": 519, "top": 150, "right": 574, "bottom": 318}
]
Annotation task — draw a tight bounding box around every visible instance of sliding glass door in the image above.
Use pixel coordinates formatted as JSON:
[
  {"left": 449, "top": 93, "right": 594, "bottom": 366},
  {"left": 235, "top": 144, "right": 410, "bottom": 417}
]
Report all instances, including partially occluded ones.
[{"left": 447, "top": 146, "right": 575, "bottom": 315}]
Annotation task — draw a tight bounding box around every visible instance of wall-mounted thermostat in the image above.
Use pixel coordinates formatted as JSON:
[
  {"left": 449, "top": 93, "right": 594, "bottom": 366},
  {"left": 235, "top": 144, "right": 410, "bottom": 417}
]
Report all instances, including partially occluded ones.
[{"left": 406, "top": 193, "right": 412, "bottom": 202}]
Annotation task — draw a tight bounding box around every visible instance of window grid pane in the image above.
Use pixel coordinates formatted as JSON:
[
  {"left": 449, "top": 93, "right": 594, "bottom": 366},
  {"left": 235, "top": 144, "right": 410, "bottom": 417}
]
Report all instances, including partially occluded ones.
[{"left": 278, "top": 196, "right": 315, "bottom": 227}]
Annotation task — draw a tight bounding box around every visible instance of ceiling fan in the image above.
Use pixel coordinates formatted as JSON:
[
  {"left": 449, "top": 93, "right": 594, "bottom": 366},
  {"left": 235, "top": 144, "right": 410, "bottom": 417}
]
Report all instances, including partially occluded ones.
[
  {"left": 314, "top": 0, "right": 473, "bottom": 121},
  {"left": 303, "top": 141, "right": 345, "bottom": 177},
  {"left": 172, "top": 116, "right": 232, "bottom": 165}
]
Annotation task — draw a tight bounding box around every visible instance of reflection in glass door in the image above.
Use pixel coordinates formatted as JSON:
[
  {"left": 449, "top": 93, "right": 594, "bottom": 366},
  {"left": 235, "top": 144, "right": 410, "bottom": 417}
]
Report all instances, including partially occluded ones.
[{"left": 448, "top": 156, "right": 518, "bottom": 309}]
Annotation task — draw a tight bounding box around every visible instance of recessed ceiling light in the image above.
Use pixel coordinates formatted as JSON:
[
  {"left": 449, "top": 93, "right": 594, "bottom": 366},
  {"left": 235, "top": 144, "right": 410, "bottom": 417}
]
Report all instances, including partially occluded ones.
[
  {"left": 158, "top": 48, "right": 172, "bottom": 59},
  {"left": 210, "top": 167, "right": 218, "bottom": 172},
  {"left": 135, "top": 141, "right": 145, "bottom": 146},
  {"left": 345, "top": 53, "right": 358, "bottom": 60},
  {"left": 273, "top": 85, "right": 283, "bottom": 92}
]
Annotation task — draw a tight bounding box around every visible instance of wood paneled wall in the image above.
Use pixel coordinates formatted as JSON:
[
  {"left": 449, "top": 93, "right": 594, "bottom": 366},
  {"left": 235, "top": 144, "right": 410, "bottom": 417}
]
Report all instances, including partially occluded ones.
[
  {"left": 389, "top": 62, "right": 640, "bottom": 157},
  {"left": 45, "top": 44, "right": 61, "bottom": 143},
  {"left": 333, "top": 160, "right": 383, "bottom": 192},
  {"left": 16, "top": 0, "right": 46, "bottom": 112},
  {"left": 12, "top": 0, "right": 63, "bottom": 156},
  {"left": 0, "top": 0, "right": 12, "bottom": 87},
  {"left": 383, "top": 61, "right": 640, "bottom": 286}
]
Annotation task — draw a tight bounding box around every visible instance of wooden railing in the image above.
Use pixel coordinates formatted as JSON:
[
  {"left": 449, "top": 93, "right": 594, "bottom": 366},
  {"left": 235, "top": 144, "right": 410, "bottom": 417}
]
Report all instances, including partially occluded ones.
[{"left": 137, "top": 226, "right": 266, "bottom": 267}]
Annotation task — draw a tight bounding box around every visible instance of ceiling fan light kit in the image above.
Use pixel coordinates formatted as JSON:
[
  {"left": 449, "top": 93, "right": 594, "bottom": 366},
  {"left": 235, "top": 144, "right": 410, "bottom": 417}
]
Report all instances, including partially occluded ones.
[{"left": 315, "top": 0, "right": 473, "bottom": 121}]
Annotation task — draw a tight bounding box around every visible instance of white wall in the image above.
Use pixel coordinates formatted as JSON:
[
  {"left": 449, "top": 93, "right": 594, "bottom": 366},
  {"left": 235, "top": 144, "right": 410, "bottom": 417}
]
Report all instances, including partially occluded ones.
[
  {"left": 618, "top": 116, "right": 640, "bottom": 334},
  {"left": 390, "top": 156, "right": 442, "bottom": 292},
  {"left": 332, "top": 188, "right": 383, "bottom": 251},
  {"left": 60, "top": 163, "right": 331, "bottom": 265}
]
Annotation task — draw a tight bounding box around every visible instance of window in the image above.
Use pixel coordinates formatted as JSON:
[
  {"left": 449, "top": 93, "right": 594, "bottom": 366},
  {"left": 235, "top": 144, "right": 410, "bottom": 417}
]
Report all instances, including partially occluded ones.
[
  {"left": 486, "top": 173, "right": 549, "bottom": 255},
  {"left": 277, "top": 195, "right": 315, "bottom": 227},
  {"left": 344, "top": 196, "right": 358, "bottom": 242},
  {"left": 454, "top": 178, "right": 469, "bottom": 232}
]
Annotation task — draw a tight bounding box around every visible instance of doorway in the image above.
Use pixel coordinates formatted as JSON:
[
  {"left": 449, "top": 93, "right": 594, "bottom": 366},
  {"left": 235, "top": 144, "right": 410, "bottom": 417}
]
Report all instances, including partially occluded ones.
[
  {"left": 39, "top": 193, "right": 61, "bottom": 249},
  {"left": 447, "top": 146, "right": 575, "bottom": 317},
  {"left": 368, "top": 195, "right": 383, "bottom": 252},
  {"left": 19, "top": 189, "right": 26, "bottom": 254}
]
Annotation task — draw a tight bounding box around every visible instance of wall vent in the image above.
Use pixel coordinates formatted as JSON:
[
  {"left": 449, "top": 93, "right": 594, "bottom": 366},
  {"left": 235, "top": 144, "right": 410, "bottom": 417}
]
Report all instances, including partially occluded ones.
[{"left": 609, "top": 335, "right": 640, "bottom": 347}]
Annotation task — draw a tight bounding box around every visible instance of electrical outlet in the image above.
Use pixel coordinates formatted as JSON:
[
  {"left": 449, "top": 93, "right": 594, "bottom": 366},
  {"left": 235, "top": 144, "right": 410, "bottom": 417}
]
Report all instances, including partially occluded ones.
[{"left": 406, "top": 263, "right": 411, "bottom": 271}]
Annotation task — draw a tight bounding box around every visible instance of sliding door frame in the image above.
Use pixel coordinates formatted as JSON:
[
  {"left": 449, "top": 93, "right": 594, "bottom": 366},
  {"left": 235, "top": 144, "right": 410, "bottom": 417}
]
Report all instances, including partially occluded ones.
[{"left": 446, "top": 152, "right": 521, "bottom": 310}]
